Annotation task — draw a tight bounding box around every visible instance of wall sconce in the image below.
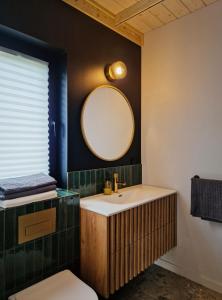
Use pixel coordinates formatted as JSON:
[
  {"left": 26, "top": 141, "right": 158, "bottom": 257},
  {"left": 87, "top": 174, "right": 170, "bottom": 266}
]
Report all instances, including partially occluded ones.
[{"left": 105, "top": 61, "right": 127, "bottom": 81}]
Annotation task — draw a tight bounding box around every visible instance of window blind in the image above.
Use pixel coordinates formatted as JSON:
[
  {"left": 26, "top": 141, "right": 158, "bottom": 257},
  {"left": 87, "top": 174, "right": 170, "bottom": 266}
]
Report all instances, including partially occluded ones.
[{"left": 0, "top": 49, "right": 49, "bottom": 179}]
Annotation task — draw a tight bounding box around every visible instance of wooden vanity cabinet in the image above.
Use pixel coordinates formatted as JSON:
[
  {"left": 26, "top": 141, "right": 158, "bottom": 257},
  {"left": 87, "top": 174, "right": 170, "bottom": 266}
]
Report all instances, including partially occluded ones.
[{"left": 80, "top": 193, "right": 177, "bottom": 298}]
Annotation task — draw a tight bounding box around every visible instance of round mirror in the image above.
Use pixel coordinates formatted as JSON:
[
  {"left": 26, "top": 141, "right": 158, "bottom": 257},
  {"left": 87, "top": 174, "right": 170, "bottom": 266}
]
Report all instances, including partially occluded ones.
[{"left": 81, "top": 85, "right": 135, "bottom": 161}]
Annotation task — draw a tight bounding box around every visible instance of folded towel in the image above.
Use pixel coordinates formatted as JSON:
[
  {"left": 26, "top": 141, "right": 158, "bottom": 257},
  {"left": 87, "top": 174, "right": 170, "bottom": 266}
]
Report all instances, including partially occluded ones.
[
  {"left": 0, "top": 184, "right": 56, "bottom": 200},
  {"left": 0, "top": 173, "right": 57, "bottom": 196},
  {"left": 0, "top": 190, "right": 58, "bottom": 208},
  {"left": 191, "top": 176, "right": 222, "bottom": 222}
]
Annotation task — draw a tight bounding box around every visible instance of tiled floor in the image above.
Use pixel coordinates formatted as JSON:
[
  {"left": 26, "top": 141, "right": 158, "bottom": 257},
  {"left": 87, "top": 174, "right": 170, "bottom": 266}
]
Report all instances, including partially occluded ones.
[{"left": 100, "top": 265, "right": 222, "bottom": 300}]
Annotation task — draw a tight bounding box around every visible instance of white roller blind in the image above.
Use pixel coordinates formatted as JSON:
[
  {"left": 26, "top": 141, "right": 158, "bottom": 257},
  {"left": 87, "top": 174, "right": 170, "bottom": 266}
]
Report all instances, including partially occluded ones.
[{"left": 0, "top": 49, "right": 49, "bottom": 179}]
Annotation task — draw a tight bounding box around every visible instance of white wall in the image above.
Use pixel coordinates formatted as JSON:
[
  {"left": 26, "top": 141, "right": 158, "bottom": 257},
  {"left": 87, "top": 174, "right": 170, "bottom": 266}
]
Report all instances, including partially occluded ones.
[{"left": 142, "top": 1, "right": 222, "bottom": 293}]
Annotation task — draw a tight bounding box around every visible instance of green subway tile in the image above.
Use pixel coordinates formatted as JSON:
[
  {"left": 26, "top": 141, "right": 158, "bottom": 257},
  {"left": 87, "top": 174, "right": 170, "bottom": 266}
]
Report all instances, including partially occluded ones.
[
  {"left": 91, "top": 183, "right": 96, "bottom": 195},
  {"left": 124, "top": 165, "right": 130, "bottom": 187},
  {"left": 71, "top": 164, "right": 142, "bottom": 197},
  {"left": 81, "top": 186, "right": 88, "bottom": 198},
  {"left": 80, "top": 171, "right": 85, "bottom": 187},
  {"left": 96, "top": 169, "right": 103, "bottom": 185},
  {"left": 43, "top": 236, "right": 52, "bottom": 274},
  {"left": 0, "top": 210, "right": 4, "bottom": 252},
  {"left": 44, "top": 199, "right": 52, "bottom": 210},
  {"left": 59, "top": 231, "right": 67, "bottom": 266},
  {"left": 5, "top": 208, "right": 16, "bottom": 250},
  {"left": 15, "top": 205, "right": 26, "bottom": 217},
  {"left": 104, "top": 169, "right": 111, "bottom": 181},
  {"left": 34, "top": 201, "right": 44, "bottom": 212},
  {"left": 67, "top": 196, "right": 74, "bottom": 228},
  {"left": 26, "top": 203, "right": 34, "bottom": 214},
  {"left": 95, "top": 169, "right": 100, "bottom": 185},
  {"left": 15, "top": 205, "right": 26, "bottom": 242},
  {"left": 117, "top": 166, "right": 121, "bottom": 180},
  {"left": 67, "top": 172, "right": 73, "bottom": 190},
  {"left": 15, "top": 245, "right": 26, "bottom": 287},
  {"left": 119, "top": 166, "right": 125, "bottom": 182},
  {"left": 0, "top": 286, "right": 4, "bottom": 300},
  {"left": 85, "top": 170, "right": 91, "bottom": 196},
  {"left": 25, "top": 241, "right": 35, "bottom": 282},
  {"left": 51, "top": 234, "right": 58, "bottom": 270},
  {"left": 90, "top": 170, "right": 95, "bottom": 184},
  {"left": 132, "top": 165, "right": 137, "bottom": 185},
  {"left": 67, "top": 228, "right": 74, "bottom": 264},
  {"left": 52, "top": 199, "right": 59, "bottom": 232},
  {"left": 58, "top": 198, "right": 67, "bottom": 231},
  {"left": 113, "top": 167, "right": 117, "bottom": 175},
  {"left": 73, "top": 227, "right": 80, "bottom": 260},
  {"left": 5, "top": 248, "right": 15, "bottom": 291},
  {"left": 34, "top": 239, "right": 43, "bottom": 278},
  {"left": 86, "top": 170, "right": 90, "bottom": 186},
  {"left": 79, "top": 171, "right": 86, "bottom": 197},
  {"left": 73, "top": 196, "right": 80, "bottom": 228},
  {"left": 73, "top": 172, "right": 80, "bottom": 189},
  {"left": 137, "top": 164, "right": 140, "bottom": 184},
  {"left": 96, "top": 184, "right": 103, "bottom": 194},
  {"left": 0, "top": 251, "right": 5, "bottom": 299}
]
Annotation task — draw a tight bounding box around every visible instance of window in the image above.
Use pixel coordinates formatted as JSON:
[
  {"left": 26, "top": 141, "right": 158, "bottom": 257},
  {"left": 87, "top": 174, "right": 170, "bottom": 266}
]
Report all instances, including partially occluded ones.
[{"left": 0, "top": 48, "right": 49, "bottom": 179}]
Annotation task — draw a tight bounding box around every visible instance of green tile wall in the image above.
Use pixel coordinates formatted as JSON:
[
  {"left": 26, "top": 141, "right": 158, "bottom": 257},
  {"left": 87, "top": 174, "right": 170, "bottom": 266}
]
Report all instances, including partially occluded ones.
[
  {"left": 68, "top": 164, "right": 142, "bottom": 198},
  {"left": 0, "top": 190, "right": 80, "bottom": 300}
]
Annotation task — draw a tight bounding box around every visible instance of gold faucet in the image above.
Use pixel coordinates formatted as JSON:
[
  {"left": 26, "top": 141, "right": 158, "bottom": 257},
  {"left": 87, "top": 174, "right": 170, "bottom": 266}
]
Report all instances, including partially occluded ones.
[{"left": 113, "top": 173, "right": 126, "bottom": 193}]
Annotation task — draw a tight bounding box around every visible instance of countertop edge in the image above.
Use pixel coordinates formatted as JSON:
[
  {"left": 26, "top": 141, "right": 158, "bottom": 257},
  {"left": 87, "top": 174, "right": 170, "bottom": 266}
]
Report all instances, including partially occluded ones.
[{"left": 80, "top": 185, "right": 176, "bottom": 217}]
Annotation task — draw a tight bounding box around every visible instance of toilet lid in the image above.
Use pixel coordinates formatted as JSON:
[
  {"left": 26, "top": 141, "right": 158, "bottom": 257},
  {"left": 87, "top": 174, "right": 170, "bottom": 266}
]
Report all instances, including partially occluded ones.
[{"left": 9, "top": 270, "right": 98, "bottom": 300}]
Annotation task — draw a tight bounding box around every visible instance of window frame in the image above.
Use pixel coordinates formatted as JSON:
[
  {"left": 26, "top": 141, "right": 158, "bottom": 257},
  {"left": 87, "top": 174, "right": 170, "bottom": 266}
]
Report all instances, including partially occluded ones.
[{"left": 0, "top": 26, "right": 68, "bottom": 187}]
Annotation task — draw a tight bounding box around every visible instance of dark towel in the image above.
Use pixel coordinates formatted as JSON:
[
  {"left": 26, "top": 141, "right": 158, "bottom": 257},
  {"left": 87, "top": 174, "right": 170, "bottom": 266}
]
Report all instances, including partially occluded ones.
[
  {"left": 191, "top": 176, "right": 222, "bottom": 222},
  {"left": 0, "top": 184, "right": 56, "bottom": 200},
  {"left": 0, "top": 173, "right": 57, "bottom": 196}
]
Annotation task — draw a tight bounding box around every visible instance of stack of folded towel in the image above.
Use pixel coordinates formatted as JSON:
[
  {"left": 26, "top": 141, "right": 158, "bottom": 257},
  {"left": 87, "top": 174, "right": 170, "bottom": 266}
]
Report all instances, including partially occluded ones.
[{"left": 0, "top": 173, "right": 57, "bottom": 208}]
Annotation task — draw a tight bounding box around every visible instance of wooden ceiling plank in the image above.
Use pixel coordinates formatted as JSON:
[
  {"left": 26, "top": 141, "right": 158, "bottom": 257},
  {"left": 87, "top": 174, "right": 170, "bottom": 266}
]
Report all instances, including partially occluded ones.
[
  {"left": 139, "top": 9, "right": 163, "bottom": 29},
  {"left": 149, "top": 3, "right": 176, "bottom": 24},
  {"left": 90, "top": 0, "right": 122, "bottom": 14},
  {"left": 115, "top": 0, "right": 139, "bottom": 10},
  {"left": 180, "top": 0, "right": 205, "bottom": 12},
  {"left": 115, "top": 0, "right": 164, "bottom": 26},
  {"left": 202, "top": 0, "right": 217, "bottom": 4},
  {"left": 163, "top": 0, "right": 189, "bottom": 17},
  {"left": 127, "top": 15, "right": 152, "bottom": 33},
  {"left": 62, "top": 0, "right": 144, "bottom": 46}
]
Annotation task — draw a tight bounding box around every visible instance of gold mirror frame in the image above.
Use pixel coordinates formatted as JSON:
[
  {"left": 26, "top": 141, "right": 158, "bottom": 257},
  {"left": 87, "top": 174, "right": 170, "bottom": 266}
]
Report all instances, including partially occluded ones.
[{"left": 81, "top": 85, "right": 135, "bottom": 161}]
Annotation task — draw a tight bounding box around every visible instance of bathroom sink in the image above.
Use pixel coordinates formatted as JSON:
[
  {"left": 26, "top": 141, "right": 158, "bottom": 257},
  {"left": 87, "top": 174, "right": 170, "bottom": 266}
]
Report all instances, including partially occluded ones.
[
  {"left": 101, "top": 189, "right": 146, "bottom": 204},
  {"left": 80, "top": 184, "right": 176, "bottom": 216}
]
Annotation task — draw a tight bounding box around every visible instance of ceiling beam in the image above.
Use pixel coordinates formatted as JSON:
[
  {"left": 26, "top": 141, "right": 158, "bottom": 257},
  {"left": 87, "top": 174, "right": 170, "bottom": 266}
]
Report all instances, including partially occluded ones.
[
  {"left": 62, "top": 0, "right": 144, "bottom": 46},
  {"left": 115, "top": 0, "right": 164, "bottom": 26}
]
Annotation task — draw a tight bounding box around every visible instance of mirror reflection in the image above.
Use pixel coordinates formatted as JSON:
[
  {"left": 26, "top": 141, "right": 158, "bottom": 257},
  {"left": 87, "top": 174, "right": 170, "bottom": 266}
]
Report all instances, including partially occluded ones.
[{"left": 81, "top": 85, "right": 135, "bottom": 161}]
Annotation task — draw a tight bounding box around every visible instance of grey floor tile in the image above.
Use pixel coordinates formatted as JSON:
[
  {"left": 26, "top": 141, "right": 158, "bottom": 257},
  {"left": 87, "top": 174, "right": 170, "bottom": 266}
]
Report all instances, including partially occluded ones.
[{"left": 99, "top": 265, "right": 222, "bottom": 300}]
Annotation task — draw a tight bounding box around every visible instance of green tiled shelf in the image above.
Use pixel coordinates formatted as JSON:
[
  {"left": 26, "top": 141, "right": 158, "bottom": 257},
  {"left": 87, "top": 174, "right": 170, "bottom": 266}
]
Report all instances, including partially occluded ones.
[
  {"left": 68, "top": 164, "right": 142, "bottom": 198},
  {"left": 0, "top": 190, "right": 80, "bottom": 300}
]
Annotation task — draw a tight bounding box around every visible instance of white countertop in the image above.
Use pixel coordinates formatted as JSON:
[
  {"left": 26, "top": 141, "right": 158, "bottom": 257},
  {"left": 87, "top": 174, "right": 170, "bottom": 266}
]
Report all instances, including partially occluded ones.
[{"left": 80, "top": 184, "right": 176, "bottom": 216}]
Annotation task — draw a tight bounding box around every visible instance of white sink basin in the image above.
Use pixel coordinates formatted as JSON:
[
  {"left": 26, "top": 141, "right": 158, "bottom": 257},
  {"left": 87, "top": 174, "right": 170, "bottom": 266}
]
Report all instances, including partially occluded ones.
[{"left": 80, "top": 185, "right": 176, "bottom": 216}]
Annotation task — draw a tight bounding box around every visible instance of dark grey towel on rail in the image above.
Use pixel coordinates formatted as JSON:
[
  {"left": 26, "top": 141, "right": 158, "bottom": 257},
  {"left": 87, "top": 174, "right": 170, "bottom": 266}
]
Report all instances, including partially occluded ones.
[
  {"left": 0, "top": 184, "right": 57, "bottom": 200},
  {"left": 0, "top": 173, "right": 57, "bottom": 196},
  {"left": 191, "top": 176, "right": 222, "bottom": 222}
]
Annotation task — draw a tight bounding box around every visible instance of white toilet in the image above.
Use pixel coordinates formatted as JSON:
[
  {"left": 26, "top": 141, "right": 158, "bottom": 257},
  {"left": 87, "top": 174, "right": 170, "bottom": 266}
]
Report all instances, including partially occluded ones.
[{"left": 9, "top": 270, "right": 98, "bottom": 300}]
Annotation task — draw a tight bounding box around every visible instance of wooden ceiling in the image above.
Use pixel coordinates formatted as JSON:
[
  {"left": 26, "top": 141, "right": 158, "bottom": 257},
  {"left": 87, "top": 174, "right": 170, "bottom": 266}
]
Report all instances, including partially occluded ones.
[{"left": 63, "top": 0, "right": 219, "bottom": 46}]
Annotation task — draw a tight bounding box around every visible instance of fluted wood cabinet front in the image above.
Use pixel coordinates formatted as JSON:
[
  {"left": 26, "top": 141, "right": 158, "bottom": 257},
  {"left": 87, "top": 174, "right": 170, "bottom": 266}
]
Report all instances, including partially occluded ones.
[{"left": 81, "top": 193, "right": 177, "bottom": 298}]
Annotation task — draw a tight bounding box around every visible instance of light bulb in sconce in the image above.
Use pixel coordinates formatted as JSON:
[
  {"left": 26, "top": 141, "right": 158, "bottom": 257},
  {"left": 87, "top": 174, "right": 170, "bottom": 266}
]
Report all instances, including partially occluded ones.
[{"left": 105, "top": 61, "right": 127, "bottom": 81}]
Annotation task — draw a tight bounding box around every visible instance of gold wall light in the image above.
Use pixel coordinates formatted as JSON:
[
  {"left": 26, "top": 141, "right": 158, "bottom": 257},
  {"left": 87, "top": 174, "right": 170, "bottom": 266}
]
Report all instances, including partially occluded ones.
[{"left": 105, "top": 61, "right": 127, "bottom": 81}]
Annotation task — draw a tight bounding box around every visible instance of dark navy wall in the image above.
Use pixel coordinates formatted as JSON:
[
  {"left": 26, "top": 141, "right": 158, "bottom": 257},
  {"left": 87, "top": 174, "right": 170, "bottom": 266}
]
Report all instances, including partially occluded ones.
[{"left": 0, "top": 0, "right": 141, "bottom": 173}]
